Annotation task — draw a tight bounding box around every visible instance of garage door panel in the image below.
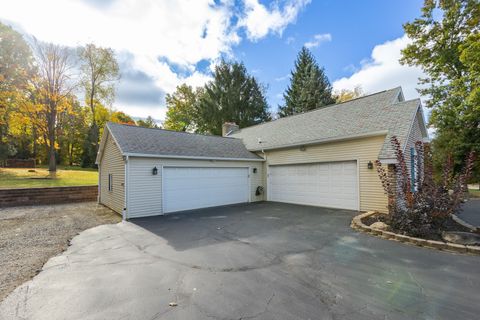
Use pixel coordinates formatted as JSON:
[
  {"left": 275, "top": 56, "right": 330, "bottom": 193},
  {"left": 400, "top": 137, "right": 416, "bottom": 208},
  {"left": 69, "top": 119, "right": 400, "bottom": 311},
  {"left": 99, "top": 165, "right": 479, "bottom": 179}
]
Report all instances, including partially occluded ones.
[
  {"left": 268, "top": 161, "right": 358, "bottom": 210},
  {"left": 163, "top": 167, "right": 249, "bottom": 213}
]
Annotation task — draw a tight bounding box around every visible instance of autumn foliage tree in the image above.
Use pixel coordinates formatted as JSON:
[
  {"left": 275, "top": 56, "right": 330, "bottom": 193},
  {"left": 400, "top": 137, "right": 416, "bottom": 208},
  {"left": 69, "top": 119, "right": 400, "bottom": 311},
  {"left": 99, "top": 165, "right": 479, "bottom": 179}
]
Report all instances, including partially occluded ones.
[{"left": 32, "top": 40, "right": 75, "bottom": 172}]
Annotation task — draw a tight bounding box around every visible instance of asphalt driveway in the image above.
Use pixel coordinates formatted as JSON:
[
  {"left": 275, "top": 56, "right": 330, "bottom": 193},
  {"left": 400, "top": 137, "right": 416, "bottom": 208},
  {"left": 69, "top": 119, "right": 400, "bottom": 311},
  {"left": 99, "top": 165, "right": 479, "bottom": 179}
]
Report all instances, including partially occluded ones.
[{"left": 1, "top": 202, "right": 479, "bottom": 320}]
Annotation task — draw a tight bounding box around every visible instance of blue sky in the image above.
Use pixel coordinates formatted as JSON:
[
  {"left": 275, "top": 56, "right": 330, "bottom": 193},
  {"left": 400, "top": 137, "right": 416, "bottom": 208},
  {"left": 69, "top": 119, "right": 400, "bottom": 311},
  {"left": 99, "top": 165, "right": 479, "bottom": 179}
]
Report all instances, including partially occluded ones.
[
  {"left": 237, "top": 0, "right": 424, "bottom": 107},
  {"left": 0, "top": 0, "right": 426, "bottom": 120}
]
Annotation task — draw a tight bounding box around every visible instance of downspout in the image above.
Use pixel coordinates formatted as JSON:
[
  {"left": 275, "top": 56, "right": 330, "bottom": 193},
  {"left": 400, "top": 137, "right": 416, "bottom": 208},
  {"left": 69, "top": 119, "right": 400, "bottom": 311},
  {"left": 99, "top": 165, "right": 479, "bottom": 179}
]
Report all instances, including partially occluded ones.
[
  {"left": 97, "top": 164, "right": 101, "bottom": 204},
  {"left": 123, "top": 155, "right": 129, "bottom": 220},
  {"left": 260, "top": 148, "right": 267, "bottom": 201}
]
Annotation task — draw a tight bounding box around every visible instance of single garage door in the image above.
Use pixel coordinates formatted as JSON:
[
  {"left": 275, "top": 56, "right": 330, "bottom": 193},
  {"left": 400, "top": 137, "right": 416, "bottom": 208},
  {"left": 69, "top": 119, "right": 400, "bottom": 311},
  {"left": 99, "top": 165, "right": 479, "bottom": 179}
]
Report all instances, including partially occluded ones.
[
  {"left": 163, "top": 167, "right": 249, "bottom": 213},
  {"left": 268, "top": 161, "right": 358, "bottom": 210}
]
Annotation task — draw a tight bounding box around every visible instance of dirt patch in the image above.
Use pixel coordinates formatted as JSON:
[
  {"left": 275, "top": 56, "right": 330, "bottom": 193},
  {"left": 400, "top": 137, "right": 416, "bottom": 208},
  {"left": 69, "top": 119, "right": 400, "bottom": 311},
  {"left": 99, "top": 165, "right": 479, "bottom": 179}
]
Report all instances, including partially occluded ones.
[
  {"left": 361, "top": 213, "right": 472, "bottom": 241},
  {"left": 0, "top": 202, "right": 121, "bottom": 302}
]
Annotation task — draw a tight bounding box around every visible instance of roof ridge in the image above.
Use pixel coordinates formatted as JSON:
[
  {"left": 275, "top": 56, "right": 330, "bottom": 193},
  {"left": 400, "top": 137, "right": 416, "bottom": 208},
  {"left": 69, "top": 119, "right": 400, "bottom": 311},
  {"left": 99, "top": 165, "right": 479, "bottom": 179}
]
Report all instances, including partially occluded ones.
[
  {"left": 107, "top": 122, "right": 237, "bottom": 140},
  {"left": 232, "top": 87, "right": 402, "bottom": 134}
]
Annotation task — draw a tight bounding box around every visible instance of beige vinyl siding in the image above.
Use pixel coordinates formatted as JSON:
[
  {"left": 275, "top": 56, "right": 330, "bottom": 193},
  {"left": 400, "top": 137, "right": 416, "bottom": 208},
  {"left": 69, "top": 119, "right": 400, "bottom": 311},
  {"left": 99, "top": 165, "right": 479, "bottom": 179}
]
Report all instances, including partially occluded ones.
[
  {"left": 263, "top": 135, "right": 388, "bottom": 213},
  {"left": 127, "top": 157, "right": 264, "bottom": 218},
  {"left": 99, "top": 132, "right": 125, "bottom": 214}
]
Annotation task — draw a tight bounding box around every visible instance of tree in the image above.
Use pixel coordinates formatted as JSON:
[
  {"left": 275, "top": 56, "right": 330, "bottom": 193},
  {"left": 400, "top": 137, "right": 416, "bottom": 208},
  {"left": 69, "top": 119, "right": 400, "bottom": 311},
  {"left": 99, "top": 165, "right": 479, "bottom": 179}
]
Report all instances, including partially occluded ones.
[
  {"left": 79, "top": 44, "right": 119, "bottom": 167},
  {"left": 279, "top": 47, "right": 335, "bottom": 117},
  {"left": 110, "top": 111, "right": 135, "bottom": 125},
  {"left": 334, "top": 86, "right": 364, "bottom": 103},
  {"left": 33, "top": 41, "right": 74, "bottom": 172},
  {"left": 401, "top": 0, "right": 480, "bottom": 178},
  {"left": 0, "top": 22, "right": 35, "bottom": 157},
  {"left": 197, "top": 60, "right": 271, "bottom": 135},
  {"left": 137, "top": 116, "right": 159, "bottom": 128},
  {"left": 164, "top": 84, "right": 201, "bottom": 132},
  {"left": 57, "top": 97, "right": 89, "bottom": 166}
]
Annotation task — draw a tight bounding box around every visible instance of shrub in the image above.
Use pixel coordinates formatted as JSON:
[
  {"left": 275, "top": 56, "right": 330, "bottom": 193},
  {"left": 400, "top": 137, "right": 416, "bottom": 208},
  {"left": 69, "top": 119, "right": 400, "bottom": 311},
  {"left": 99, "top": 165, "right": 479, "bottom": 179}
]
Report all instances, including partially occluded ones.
[{"left": 376, "top": 136, "right": 475, "bottom": 237}]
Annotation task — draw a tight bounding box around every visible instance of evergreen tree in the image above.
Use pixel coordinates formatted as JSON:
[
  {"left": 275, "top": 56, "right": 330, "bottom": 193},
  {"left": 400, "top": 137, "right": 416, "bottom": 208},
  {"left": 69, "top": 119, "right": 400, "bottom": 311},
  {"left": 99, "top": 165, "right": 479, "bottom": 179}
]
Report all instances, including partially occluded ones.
[
  {"left": 197, "top": 60, "right": 271, "bottom": 135},
  {"left": 279, "top": 47, "right": 335, "bottom": 117}
]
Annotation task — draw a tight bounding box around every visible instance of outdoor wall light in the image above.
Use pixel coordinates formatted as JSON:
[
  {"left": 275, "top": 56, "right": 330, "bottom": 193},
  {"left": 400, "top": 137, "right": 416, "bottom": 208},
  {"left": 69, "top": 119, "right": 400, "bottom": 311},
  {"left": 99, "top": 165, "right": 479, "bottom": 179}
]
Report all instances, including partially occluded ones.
[
  {"left": 253, "top": 168, "right": 257, "bottom": 173},
  {"left": 152, "top": 166, "right": 158, "bottom": 175},
  {"left": 367, "top": 161, "right": 374, "bottom": 170}
]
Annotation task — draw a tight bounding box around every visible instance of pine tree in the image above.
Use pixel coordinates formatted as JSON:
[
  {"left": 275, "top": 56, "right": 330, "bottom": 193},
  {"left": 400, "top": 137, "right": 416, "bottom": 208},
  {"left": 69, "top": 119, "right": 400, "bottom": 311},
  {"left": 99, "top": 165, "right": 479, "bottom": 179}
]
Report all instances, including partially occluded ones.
[
  {"left": 279, "top": 47, "right": 335, "bottom": 117},
  {"left": 197, "top": 60, "right": 271, "bottom": 135}
]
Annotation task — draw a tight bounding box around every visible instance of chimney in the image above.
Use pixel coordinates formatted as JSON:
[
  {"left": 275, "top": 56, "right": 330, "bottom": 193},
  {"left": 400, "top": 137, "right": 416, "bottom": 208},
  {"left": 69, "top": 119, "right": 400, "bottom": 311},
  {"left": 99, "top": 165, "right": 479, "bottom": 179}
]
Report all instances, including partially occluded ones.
[{"left": 222, "top": 122, "right": 239, "bottom": 137}]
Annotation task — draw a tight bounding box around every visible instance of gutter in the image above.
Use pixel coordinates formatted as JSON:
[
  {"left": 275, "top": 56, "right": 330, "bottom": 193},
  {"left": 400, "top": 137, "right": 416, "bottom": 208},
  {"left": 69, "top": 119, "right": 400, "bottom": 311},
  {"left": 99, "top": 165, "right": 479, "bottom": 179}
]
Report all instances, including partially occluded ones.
[{"left": 122, "top": 153, "right": 265, "bottom": 162}]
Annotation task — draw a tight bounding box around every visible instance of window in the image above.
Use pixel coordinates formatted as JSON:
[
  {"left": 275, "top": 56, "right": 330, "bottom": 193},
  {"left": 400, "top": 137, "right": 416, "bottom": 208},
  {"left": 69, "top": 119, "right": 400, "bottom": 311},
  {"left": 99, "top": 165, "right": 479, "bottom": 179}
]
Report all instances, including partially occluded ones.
[
  {"left": 108, "top": 174, "right": 113, "bottom": 191},
  {"left": 410, "top": 147, "right": 416, "bottom": 192}
]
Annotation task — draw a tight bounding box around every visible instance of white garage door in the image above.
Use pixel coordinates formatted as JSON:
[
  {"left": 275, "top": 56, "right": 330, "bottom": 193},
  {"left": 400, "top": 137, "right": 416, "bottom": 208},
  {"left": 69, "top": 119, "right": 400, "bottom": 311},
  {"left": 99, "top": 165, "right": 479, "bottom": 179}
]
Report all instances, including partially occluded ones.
[
  {"left": 268, "top": 161, "right": 358, "bottom": 210},
  {"left": 163, "top": 167, "right": 249, "bottom": 213}
]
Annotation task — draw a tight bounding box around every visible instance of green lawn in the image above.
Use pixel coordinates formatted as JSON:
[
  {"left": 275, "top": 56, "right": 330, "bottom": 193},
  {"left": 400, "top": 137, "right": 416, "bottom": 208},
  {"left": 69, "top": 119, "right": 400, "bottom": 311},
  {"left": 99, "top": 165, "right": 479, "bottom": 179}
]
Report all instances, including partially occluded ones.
[
  {"left": 470, "top": 189, "right": 480, "bottom": 198},
  {"left": 0, "top": 167, "right": 98, "bottom": 189}
]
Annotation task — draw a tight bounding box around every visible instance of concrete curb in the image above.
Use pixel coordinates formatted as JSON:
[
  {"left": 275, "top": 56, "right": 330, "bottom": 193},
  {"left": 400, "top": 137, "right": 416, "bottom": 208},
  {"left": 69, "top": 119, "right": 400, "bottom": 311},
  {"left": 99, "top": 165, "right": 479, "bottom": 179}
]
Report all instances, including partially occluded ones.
[
  {"left": 452, "top": 214, "right": 479, "bottom": 233},
  {"left": 351, "top": 211, "right": 480, "bottom": 255}
]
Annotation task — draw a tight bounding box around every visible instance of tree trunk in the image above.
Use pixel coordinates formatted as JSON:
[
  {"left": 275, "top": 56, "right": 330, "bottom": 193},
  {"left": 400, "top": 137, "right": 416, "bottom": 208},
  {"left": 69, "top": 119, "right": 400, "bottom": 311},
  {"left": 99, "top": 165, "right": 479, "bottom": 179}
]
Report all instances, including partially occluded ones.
[
  {"left": 47, "top": 101, "right": 57, "bottom": 172},
  {"left": 32, "top": 125, "right": 38, "bottom": 160},
  {"left": 68, "top": 141, "right": 73, "bottom": 166},
  {"left": 48, "top": 132, "right": 56, "bottom": 171}
]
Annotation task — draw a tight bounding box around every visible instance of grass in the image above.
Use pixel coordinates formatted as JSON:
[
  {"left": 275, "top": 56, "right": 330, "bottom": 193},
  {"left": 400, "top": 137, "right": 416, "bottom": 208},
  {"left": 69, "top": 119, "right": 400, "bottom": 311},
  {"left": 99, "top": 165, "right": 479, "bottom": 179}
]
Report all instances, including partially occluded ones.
[
  {"left": 469, "top": 189, "right": 480, "bottom": 198},
  {"left": 0, "top": 166, "right": 98, "bottom": 189}
]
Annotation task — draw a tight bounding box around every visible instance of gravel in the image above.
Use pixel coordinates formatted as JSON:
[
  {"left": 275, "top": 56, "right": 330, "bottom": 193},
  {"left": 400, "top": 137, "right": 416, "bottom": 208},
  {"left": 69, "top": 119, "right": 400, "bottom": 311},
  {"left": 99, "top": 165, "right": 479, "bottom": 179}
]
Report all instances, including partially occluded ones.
[{"left": 0, "top": 202, "right": 121, "bottom": 302}]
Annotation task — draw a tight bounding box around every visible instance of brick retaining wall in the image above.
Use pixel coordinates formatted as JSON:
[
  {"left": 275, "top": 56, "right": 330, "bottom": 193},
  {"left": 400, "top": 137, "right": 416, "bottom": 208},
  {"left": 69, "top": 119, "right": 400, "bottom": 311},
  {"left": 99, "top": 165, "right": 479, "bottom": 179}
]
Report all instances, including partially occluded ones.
[{"left": 0, "top": 186, "right": 98, "bottom": 208}]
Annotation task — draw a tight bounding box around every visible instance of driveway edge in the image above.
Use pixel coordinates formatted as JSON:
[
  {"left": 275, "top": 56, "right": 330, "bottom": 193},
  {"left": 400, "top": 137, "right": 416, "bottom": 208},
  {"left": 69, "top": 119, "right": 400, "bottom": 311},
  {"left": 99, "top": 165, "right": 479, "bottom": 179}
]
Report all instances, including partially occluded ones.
[
  {"left": 351, "top": 212, "right": 480, "bottom": 255},
  {"left": 452, "top": 214, "right": 479, "bottom": 233}
]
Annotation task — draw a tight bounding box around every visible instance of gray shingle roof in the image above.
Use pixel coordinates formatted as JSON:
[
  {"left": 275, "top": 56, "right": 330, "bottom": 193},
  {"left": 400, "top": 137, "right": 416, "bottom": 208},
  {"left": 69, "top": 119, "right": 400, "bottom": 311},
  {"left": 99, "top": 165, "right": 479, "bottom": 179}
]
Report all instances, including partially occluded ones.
[
  {"left": 230, "top": 87, "right": 422, "bottom": 159},
  {"left": 106, "top": 123, "right": 263, "bottom": 160}
]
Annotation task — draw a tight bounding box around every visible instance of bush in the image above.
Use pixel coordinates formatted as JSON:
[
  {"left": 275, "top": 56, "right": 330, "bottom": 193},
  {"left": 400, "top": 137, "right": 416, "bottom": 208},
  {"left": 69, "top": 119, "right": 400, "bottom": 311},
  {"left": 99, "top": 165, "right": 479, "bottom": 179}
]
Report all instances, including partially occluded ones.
[{"left": 376, "top": 136, "right": 475, "bottom": 237}]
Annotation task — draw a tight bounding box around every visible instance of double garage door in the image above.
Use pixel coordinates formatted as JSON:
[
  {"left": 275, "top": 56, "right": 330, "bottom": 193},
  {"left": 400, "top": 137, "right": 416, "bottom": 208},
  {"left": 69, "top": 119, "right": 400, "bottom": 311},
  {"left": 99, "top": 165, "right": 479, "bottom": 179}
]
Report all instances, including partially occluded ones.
[
  {"left": 268, "top": 161, "right": 359, "bottom": 210},
  {"left": 161, "top": 161, "right": 358, "bottom": 214},
  {"left": 163, "top": 167, "right": 249, "bottom": 213}
]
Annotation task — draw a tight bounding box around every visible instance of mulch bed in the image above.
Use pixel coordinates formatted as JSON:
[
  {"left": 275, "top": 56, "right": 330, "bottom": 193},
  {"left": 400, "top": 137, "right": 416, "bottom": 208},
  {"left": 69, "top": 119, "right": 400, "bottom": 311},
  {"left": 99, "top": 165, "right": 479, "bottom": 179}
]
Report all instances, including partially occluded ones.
[{"left": 361, "top": 213, "right": 472, "bottom": 242}]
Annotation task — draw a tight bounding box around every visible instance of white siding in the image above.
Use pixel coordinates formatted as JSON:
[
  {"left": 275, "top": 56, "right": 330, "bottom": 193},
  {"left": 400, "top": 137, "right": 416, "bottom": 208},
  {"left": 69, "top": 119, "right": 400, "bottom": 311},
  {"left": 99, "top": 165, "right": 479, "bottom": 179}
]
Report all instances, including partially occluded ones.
[
  {"left": 99, "top": 132, "right": 125, "bottom": 214},
  {"left": 127, "top": 157, "right": 264, "bottom": 218}
]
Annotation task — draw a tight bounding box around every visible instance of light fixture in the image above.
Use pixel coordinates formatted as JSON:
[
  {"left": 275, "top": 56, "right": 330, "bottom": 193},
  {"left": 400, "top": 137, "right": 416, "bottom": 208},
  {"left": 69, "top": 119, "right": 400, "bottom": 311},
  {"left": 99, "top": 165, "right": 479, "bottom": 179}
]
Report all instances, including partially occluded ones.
[
  {"left": 152, "top": 166, "right": 158, "bottom": 175},
  {"left": 253, "top": 168, "right": 257, "bottom": 173},
  {"left": 367, "top": 161, "right": 373, "bottom": 170}
]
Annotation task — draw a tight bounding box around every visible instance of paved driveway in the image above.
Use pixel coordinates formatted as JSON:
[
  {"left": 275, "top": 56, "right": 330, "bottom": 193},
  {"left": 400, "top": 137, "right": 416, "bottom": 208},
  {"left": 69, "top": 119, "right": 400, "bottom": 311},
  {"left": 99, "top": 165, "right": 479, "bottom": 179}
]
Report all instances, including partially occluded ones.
[
  {"left": 458, "top": 198, "right": 480, "bottom": 227},
  {"left": 1, "top": 202, "right": 479, "bottom": 320}
]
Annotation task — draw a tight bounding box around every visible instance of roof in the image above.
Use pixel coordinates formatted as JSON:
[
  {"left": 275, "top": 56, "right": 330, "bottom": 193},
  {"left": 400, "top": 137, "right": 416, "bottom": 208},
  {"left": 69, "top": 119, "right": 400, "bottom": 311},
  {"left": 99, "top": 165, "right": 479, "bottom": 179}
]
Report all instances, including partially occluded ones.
[
  {"left": 101, "top": 122, "right": 263, "bottom": 161},
  {"left": 230, "top": 87, "right": 425, "bottom": 159}
]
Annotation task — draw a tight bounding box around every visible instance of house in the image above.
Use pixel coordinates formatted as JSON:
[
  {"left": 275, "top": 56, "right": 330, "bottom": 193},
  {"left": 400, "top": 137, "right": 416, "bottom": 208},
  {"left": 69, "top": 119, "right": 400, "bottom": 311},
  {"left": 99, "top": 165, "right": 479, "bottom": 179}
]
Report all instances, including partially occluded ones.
[{"left": 96, "top": 87, "right": 428, "bottom": 219}]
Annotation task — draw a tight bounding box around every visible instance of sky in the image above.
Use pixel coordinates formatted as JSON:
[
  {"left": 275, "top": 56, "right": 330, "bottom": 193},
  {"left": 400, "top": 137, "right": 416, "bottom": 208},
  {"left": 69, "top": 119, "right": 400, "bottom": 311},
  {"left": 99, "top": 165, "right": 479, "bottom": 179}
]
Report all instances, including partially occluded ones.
[{"left": 0, "top": 0, "right": 426, "bottom": 122}]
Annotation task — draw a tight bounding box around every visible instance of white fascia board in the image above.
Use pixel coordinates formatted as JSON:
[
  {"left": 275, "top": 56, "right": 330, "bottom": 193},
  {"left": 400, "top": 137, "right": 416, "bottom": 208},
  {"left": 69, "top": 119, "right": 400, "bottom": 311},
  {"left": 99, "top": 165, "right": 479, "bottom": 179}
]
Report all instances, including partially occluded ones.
[
  {"left": 248, "top": 130, "right": 389, "bottom": 152},
  {"left": 123, "top": 153, "right": 265, "bottom": 162},
  {"left": 378, "top": 158, "right": 397, "bottom": 164}
]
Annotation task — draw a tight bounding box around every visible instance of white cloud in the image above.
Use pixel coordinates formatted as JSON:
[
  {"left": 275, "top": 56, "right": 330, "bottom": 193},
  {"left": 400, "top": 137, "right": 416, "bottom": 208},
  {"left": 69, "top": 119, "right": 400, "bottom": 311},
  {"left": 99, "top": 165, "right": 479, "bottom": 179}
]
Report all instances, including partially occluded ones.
[
  {"left": 0, "top": 0, "right": 307, "bottom": 120},
  {"left": 304, "top": 33, "right": 331, "bottom": 48},
  {"left": 239, "top": 0, "right": 311, "bottom": 41},
  {"left": 275, "top": 74, "right": 289, "bottom": 81},
  {"left": 333, "top": 35, "right": 425, "bottom": 101}
]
